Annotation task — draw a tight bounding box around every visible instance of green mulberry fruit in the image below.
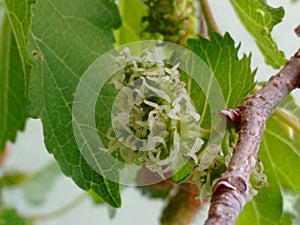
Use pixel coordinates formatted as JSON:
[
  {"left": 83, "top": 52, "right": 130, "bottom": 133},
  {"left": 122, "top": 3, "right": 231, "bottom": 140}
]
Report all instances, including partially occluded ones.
[{"left": 143, "top": 0, "right": 199, "bottom": 46}]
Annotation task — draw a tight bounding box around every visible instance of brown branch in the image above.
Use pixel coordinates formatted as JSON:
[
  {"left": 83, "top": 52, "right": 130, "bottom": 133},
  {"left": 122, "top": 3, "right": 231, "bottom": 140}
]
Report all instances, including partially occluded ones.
[
  {"left": 204, "top": 49, "right": 300, "bottom": 225},
  {"left": 295, "top": 24, "right": 300, "bottom": 37}
]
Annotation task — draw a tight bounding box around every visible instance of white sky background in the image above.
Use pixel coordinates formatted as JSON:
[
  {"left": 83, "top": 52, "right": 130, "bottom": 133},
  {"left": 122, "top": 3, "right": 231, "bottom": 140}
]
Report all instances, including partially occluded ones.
[{"left": 2, "top": 1, "right": 300, "bottom": 225}]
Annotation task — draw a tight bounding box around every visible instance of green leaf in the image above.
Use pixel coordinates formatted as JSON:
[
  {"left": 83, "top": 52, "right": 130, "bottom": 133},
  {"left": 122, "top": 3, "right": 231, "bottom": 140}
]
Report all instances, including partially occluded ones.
[
  {"left": 281, "top": 188, "right": 300, "bottom": 221},
  {"left": 187, "top": 33, "right": 255, "bottom": 128},
  {"left": 0, "top": 208, "right": 32, "bottom": 225},
  {"left": 27, "top": 0, "right": 122, "bottom": 207},
  {"left": 238, "top": 197, "right": 293, "bottom": 225},
  {"left": 0, "top": 1, "right": 4, "bottom": 22},
  {"left": 263, "top": 95, "right": 300, "bottom": 195},
  {"left": 0, "top": 0, "right": 35, "bottom": 151},
  {"left": 114, "top": 0, "right": 147, "bottom": 45},
  {"left": 171, "top": 160, "right": 194, "bottom": 183},
  {"left": 89, "top": 190, "right": 105, "bottom": 205},
  {"left": 95, "top": 81, "right": 117, "bottom": 148},
  {"left": 22, "top": 162, "right": 61, "bottom": 205},
  {"left": 262, "top": 117, "right": 300, "bottom": 194},
  {"left": 229, "top": 0, "right": 285, "bottom": 68}
]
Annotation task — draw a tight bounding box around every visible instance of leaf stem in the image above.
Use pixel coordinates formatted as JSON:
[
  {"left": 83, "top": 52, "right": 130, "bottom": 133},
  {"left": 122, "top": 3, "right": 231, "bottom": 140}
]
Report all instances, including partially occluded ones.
[
  {"left": 273, "top": 108, "right": 300, "bottom": 136},
  {"left": 199, "top": 13, "right": 208, "bottom": 38},
  {"left": 199, "top": 0, "right": 220, "bottom": 34},
  {"left": 29, "top": 193, "right": 87, "bottom": 221}
]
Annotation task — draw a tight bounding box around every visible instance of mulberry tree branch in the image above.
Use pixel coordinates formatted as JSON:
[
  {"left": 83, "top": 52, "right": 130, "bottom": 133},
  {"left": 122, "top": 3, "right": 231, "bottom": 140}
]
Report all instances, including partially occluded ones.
[{"left": 205, "top": 48, "right": 300, "bottom": 225}]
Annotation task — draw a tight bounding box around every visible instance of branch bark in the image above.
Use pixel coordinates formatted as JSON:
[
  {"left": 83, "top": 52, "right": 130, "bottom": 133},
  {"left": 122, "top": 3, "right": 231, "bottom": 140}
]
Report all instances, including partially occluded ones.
[{"left": 204, "top": 49, "right": 300, "bottom": 225}]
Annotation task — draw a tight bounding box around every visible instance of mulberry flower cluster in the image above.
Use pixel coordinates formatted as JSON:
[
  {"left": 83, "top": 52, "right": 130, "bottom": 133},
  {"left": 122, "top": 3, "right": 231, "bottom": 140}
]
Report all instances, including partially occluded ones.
[{"left": 107, "top": 48, "right": 203, "bottom": 177}]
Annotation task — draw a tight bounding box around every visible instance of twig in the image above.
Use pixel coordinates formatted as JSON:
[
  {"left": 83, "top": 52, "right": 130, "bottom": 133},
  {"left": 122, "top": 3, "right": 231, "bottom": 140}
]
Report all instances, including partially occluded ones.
[
  {"left": 205, "top": 49, "right": 300, "bottom": 225},
  {"left": 199, "top": 13, "right": 208, "bottom": 38},
  {"left": 199, "top": 0, "right": 221, "bottom": 34}
]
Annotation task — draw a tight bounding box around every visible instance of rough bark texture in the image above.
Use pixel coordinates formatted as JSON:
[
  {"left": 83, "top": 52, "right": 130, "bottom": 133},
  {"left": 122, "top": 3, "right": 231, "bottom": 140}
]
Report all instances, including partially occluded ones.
[{"left": 205, "top": 49, "right": 300, "bottom": 225}]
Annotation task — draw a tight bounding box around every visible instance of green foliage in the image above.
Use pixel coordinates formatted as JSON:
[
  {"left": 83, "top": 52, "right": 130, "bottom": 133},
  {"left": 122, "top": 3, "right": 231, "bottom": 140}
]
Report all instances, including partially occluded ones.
[
  {"left": 0, "top": 208, "right": 32, "bottom": 225},
  {"left": 26, "top": 0, "right": 122, "bottom": 207},
  {"left": 229, "top": 0, "right": 285, "bottom": 68},
  {"left": 262, "top": 118, "right": 300, "bottom": 192},
  {"left": 263, "top": 97, "right": 300, "bottom": 195},
  {"left": 171, "top": 160, "right": 194, "bottom": 183},
  {"left": 114, "top": 0, "right": 147, "bottom": 45},
  {"left": 0, "top": 0, "right": 35, "bottom": 151},
  {"left": 89, "top": 190, "right": 105, "bottom": 205},
  {"left": 187, "top": 33, "right": 255, "bottom": 128},
  {"left": 0, "top": 0, "right": 300, "bottom": 224},
  {"left": 0, "top": 1, "right": 4, "bottom": 25},
  {"left": 95, "top": 80, "right": 117, "bottom": 151}
]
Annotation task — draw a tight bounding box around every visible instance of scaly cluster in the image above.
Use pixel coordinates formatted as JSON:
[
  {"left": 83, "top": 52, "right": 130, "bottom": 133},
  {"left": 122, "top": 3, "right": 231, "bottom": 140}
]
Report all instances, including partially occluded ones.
[
  {"left": 143, "top": 0, "right": 199, "bottom": 45},
  {"left": 107, "top": 48, "right": 203, "bottom": 177}
]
